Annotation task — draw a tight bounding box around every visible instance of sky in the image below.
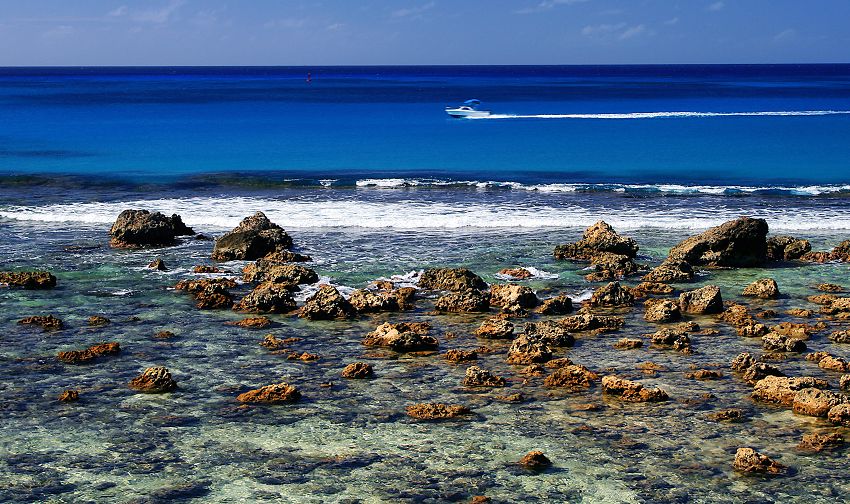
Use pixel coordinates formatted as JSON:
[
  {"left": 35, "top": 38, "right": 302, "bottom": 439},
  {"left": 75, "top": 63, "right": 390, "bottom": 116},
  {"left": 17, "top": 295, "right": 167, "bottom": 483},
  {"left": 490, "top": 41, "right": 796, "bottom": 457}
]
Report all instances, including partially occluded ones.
[{"left": 0, "top": 0, "right": 848, "bottom": 66}]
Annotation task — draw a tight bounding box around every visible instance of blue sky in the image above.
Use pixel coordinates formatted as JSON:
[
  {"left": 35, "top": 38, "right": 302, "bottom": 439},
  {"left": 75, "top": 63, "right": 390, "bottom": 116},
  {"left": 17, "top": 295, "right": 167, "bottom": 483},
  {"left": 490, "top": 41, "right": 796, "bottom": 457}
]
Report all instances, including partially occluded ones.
[{"left": 0, "top": 0, "right": 848, "bottom": 65}]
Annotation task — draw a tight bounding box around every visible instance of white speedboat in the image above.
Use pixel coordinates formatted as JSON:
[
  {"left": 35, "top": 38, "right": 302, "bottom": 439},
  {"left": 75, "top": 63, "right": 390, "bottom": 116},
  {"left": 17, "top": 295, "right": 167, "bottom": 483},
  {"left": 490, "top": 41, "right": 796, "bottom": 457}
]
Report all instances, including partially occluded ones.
[{"left": 445, "top": 99, "right": 491, "bottom": 118}]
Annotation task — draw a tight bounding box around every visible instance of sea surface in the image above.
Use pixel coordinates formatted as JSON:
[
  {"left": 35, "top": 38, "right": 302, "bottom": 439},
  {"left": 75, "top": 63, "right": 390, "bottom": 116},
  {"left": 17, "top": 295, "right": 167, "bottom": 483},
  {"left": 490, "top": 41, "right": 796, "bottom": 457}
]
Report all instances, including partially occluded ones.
[{"left": 1, "top": 65, "right": 850, "bottom": 503}]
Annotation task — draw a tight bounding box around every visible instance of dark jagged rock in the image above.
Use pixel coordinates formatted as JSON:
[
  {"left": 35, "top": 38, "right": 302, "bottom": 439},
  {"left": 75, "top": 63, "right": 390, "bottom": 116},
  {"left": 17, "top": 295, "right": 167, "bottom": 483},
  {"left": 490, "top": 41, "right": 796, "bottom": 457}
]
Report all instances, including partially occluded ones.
[
  {"left": 733, "top": 448, "right": 786, "bottom": 475},
  {"left": 524, "top": 321, "right": 575, "bottom": 347},
  {"left": 17, "top": 314, "right": 64, "bottom": 331},
  {"left": 110, "top": 209, "right": 194, "bottom": 248},
  {"left": 0, "top": 271, "right": 56, "bottom": 289},
  {"left": 519, "top": 451, "right": 552, "bottom": 470},
  {"left": 128, "top": 366, "right": 177, "bottom": 393},
  {"left": 462, "top": 365, "right": 506, "bottom": 387},
  {"left": 642, "top": 259, "right": 695, "bottom": 283},
  {"left": 766, "top": 235, "right": 811, "bottom": 261},
  {"left": 418, "top": 268, "right": 487, "bottom": 291},
  {"left": 475, "top": 318, "right": 514, "bottom": 339},
  {"left": 406, "top": 403, "right": 471, "bottom": 420},
  {"left": 589, "top": 281, "right": 634, "bottom": 308},
  {"left": 554, "top": 221, "right": 639, "bottom": 260},
  {"left": 237, "top": 382, "right": 301, "bottom": 404},
  {"left": 584, "top": 252, "right": 640, "bottom": 282},
  {"left": 341, "top": 362, "right": 374, "bottom": 378},
  {"left": 544, "top": 364, "right": 599, "bottom": 389},
  {"left": 58, "top": 389, "right": 79, "bottom": 402},
  {"left": 536, "top": 295, "right": 573, "bottom": 315},
  {"left": 490, "top": 283, "right": 539, "bottom": 312},
  {"left": 148, "top": 258, "right": 167, "bottom": 271},
  {"left": 643, "top": 298, "right": 681, "bottom": 323},
  {"left": 679, "top": 285, "right": 723, "bottom": 314},
  {"left": 506, "top": 333, "right": 552, "bottom": 364},
  {"left": 601, "top": 375, "right": 668, "bottom": 402},
  {"left": 362, "top": 322, "right": 438, "bottom": 352},
  {"left": 743, "top": 278, "right": 780, "bottom": 299},
  {"left": 299, "top": 285, "right": 357, "bottom": 320},
  {"left": 667, "top": 217, "right": 769, "bottom": 267},
  {"left": 234, "top": 282, "right": 297, "bottom": 313},
  {"left": 212, "top": 212, "right": 293, "bottom": 261},
  {"left": 58, "top": 342, "right": 120, "bottom": 364},
  {"left": 434, "top": 289, "right": 490, "bottom": 313}
]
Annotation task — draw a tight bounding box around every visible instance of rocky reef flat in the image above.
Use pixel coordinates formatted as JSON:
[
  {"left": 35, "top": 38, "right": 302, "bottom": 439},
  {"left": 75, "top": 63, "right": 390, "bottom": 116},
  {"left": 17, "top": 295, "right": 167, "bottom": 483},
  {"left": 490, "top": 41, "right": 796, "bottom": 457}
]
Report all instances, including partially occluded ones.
[{"left": 2, "top": 211, "right": 850, "bottom": 503}]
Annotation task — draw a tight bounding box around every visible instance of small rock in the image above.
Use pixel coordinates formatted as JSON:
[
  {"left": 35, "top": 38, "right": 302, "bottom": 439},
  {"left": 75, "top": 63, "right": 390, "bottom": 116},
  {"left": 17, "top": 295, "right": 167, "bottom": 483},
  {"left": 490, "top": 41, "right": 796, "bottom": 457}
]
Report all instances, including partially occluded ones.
[
  {"left": 614, "top": 338, "right": 643, "bottom": 350},
  {"left": 362, "top": 322, "right": 438, "bottom": 352},
  {"left": 518, "top": 451, "right": 551, "bottom": 470},
  {"left": 193, "top": 265, "right": 221, "bottom": 273},
  {"left": 87, "top": 315, "right": 111, "bottom": 327},
  {"left": 707, "top": 408, "right": 743, "bottom": 422},
  {"left": 601, "top": 375, "right": 668, "bottom": 402},
  {"left": 828, "top": 403, "right": 850, "bottom": 426},
  {"left": 418, "top": 268, "right": 487, "bottom": 291},
  {"left": 475, "top": 318, "right": 514, "bottom": 339},
  {"left": 762, "top": 332, "right": 806, "bottom": 353},
  {"left": 226, "top": 316, "right": 272, "bottom": 329},
  {"left": 543, "top": 365, "right": 599, "bottom": 389},
  {"left": 444, "top": 349, "right": 478, "bottom": 363},
  {"left": 643, "top": 298, "right": 682, "bottom": 323},
  {"left": 462, "top": 366, "right": 506, "bottom": 387},
  {"left": 751, "top": 375, "right": 829, "bottom": 406},
  {"left": 211, "top": 211, "right": 293, "bottom": 261},
  {"left": 742, "top": 278, "right": 780, "bottom": 299},
  {"left": 642, "top": 259, "right": 694, "bottom": 283},
  {"left": 128, "top": 366, "right": 177, "bottom": 393},
  {"left": 733, "top": 447, "right": 786, "bottom": 475},
  {"left": 299, "top": 285, "right": 357, "bottom": 320},
  {"left": 236, "top": 382, "right": 301, "bottom": 404},
  {"left": 0, "top": 270, "right": 57, "bottom": 289},
  {"left": 817, "top": 283, "right": 845, "bottom": 293},
  {"left": 499, "top": 267, "right": 534, "bottom": 279},
  {"left": 506, "top": 333, "right": 552, "bottom": 364},
  {"left": 535, "top": 295, "right": 573, "bottom": 315},
  {"left": 406, "top": 403, "right": 471, "bottom": 420},
  {"left": 234, "top": 282, "right": 297, "bottom": 313},
  {"left": 341, "top": 362, "right": 374, "bottom": 379},
  {"left": 679, "top": 285, "right": 723, "bottom": 314},
  {"left": 798, "top": 432, "right": 844, "bottom": 452},
  {"left": 57, "top": 342, "right": 120, "bottom": 364},
  {"left": 154, "top": 330, "right": 175, "bottom": 339},
  {"left": 490, "top": 283, "right": 539, "bottom": 312},
  {"left": 792, "top": 388, "right": 848, "bottom": 417},
  {"left": 17, "top": 315, "right": 64, "bottom": 331},
  {"left": 685, "top": 369, "right": 723, "bottom": 380},
  {"left": 589, "top": 281, "right": 634, "bottom": 308},
  {"left": 523, "top": 321, "right": 574, "bottom": 347},
  {"left": 434, "top": 289, "right": 491, "bottom": 313},
  {"left": 58, "top": 389, "right": 79, "bottom": 402}
]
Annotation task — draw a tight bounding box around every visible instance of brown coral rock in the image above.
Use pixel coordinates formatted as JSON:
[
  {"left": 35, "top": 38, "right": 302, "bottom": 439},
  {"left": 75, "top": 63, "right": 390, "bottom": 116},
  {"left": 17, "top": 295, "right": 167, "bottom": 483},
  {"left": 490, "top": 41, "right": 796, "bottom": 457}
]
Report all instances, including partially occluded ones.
[
  {"left": 341, "top": 362, "right": 374, "bottom": 379},
  {"left": 601, "top": 375, "right": 668, "bottom": 402},
  {"left": 57, "top": 342, "right": 120, "bottom": 364},
  {"left": 406, "top": 403, "right": 471, "bottom": 420},
  {"left": 462, "top": 366, "right": 506, "bottom": 387},
  {"left": 236, "top": 382, "right": 301, "bottom": 404},
  {"left": 519, "top": 451, "right": 552, "bottom": 470},
  {"left": 733, "top": 447, "right": 786, "bottom": 475},
  {"left": 128, "top": 366, "right": 177, "bottom": 393}
]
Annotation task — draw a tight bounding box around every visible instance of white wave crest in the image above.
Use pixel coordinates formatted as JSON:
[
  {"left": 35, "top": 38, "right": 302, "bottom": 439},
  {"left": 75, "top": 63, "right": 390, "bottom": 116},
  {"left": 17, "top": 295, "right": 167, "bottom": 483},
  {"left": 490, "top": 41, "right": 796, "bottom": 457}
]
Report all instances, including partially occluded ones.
[
  {"left": 473, "top": 110, "right": 850, "bottom": 120},
  {"left": 494, "top": 266, "right": 559, "bottom": 281}
]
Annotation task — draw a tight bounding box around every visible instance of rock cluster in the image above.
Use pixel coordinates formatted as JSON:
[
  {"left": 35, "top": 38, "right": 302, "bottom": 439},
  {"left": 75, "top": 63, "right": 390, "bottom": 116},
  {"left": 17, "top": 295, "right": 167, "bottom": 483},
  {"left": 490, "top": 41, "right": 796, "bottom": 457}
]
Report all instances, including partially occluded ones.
[
  {"left": 0, "top": 271, "right": 56, "bottom": 289},
  {"left": 174, "top": 278, "right": 235, "bottom": 309},
  {"left": 553, "top": 221, "right": 639, "bottom": 280}
]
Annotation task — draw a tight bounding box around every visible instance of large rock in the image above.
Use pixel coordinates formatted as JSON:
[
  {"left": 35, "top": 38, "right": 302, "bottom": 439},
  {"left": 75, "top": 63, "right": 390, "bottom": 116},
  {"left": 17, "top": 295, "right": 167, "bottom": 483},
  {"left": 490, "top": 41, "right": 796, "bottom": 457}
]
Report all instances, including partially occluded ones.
[
  {"left": 742, "top": 278, "right": 780, "bottom": 299},
  {"left": 489, "top": 284, "right": 538, "bottom": 312},
  {"left": 589, "top": 281, "right": 634, "bottom": 308},
  {"left": 234, "top": 282, "right": 297, "bottom": 313},
  {"left": 642, "top": 259, "right": 694, "bottom": 283},
  {"left": 362, "top": 322, "right": 438, "bottom": 352},
  {"left": 418, "top": 268, "right": 487, "bottom": 291},
  {"left": 0, "top": 271, "right": 56, "bottom": 289},
  {"left": 475, "top": 318, "right": 515, "bottom": 339},
  {"left": 242, "top": 262, "right": 317, "bottom": 286},
  {"left": 236, "top": 382, "right": 301, "bottom": 404},
  {"left": 349, "top": 288, "right": 415, "bottom": 313},
  {"left": 792, "top": 388, "right": 848, "bottom": 417},
  {"left": 679, "top": 285, "right": 723, "bottom": 314},
  {"left": 299, "top": 285, "right": 356, "bottom": 320},
  {"left": 752, "top": 375, "right": 829, "bottom": 406},
  {"left": 434, "top": 289, "right": 490, "bottom": 313},
  {"left": 667, "top": 217, "right": 769, "bottom": 267},
  {"left": 553, "top": 221, "right": 638, "bottom": 260},
  {"left": 506, "top": 333, "right": 552, "bottom": 364},
  {"left": 128, "top": 366, "right": 177, "bottom": 393},
  {"left": 601, "top": 375, "right": 668, "bottom": 402},
  {"left": 110, "top": 209, "right": 194, "bottom": 248},
  {"left": 733, "top": 448, "right": 786, "bottom": 475},
  {"left": 212, "top": 212, "right": 293, "bottom": 261},
  {"left": 766, "top": 235, "right": 811, "bottom": 261},
  {"left": 643, "top": 298, "right": 681, "bottom": 323}
]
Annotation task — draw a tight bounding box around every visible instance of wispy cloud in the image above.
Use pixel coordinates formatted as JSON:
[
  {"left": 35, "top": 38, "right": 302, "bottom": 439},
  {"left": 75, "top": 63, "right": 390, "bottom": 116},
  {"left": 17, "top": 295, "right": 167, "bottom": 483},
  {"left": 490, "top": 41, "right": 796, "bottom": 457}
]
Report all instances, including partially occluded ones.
[
  {"left": 664, "top": 17, "right": 679, "bottom": 25},
  {"left": 516, "top": 0, "right": 589, "bottom": 15},
  {"left": 391, "top": 2, "right": 436, "bottom": 19},
  {"left": 773, "top": 28, "right": 797, "bottom": 42},
  {"left": 42, "top": 25, "right": 75, "bottom": 39},
  {"left": 107, "top": 0, "right": 185, "bottom": 24},
  {"left": 707, "top": 1, "right": 725, "bottom": 11},
  {"left": 581, "top": 22, "right": 626, "bottom": 36},
  {"left": 326, "top": 22, "right": 345, "bottom": 31},
  {"left": 582, "top": 22, "right": 652, "bottom": 40},
  {"left": 619, "top": 24, "right": 646, "bottom": 40}
]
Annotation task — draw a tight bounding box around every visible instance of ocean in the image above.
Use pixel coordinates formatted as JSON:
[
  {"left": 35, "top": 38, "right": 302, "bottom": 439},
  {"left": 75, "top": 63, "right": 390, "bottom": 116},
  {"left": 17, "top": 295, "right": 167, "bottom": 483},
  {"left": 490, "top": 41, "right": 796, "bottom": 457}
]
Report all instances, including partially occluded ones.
[{"left": 2, "top": 65, "right": 850, "bottom": 503}]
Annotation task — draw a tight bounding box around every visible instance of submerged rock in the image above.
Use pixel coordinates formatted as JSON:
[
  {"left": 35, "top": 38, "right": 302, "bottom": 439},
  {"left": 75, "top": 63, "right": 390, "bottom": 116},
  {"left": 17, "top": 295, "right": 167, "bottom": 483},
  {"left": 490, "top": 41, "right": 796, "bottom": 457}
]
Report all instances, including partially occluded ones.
[
  {"left": 0, "top": 271, "right": 56, "bottom": 289},
  {"left": 589, "top": 281, "right": 634, "bottom": 308},
  {"left": 490, "top": 283, "right": 539, "bottom": 312},
  {"left": 798, "top": 432, "right": 844, "bottom": 452},
  {"left": 17, "top": 314, "right": 64, "bottom": 331},
  {"left": 817, "top": 283, "right": 845, "bottom": 293},
  {"left": 499, "top": 267, "right": 534, "bottom": 279},
  {"left": 341, "top": 362, "right": 374, "bottom": 379},
  {"left": 406, "top": 403, "right": 471, "bottom": 420},
  {"left": 475, "top": 318, "right": 515, "bottom": 339},
  {"left": 614, "top": 338, "right": 643, "bottom": 350},
  {"left": 554, "top": 221, "right": 639, "bottom": 261},
  {"left": 299, "top": 285, "right": 357, "bottom": 320},
  {"left": 462, "top": 365, "right": 506, "bottom": 387},
  {"left": 87, "top": 315, "right": 110, "bottom": 327},
  {"left": 58, "top": 389, "right": 79, "bottom": 403},
  {"left": 733, "top": 447, "right": 786, "bottom": 475},
  {"left": 236, "top": 382, "right": 301, "bottom": 404},
  {"left": 227, "top": 316, "right": 272, "bottom": 329},
  {"left": 601, "top": 375, "right": 669, "bottom": 402},
  {"left": 362, "top": 322, "right": 438, "bottom": 352},
  {"left": 536, "top": 295, "right": 573, "bottom": 315},
  {"left": 679, "top": 285, "right": 723, "bottom": 314},
  {"left": 766, "top": 235, "right": 811, "bottom": 261},
  {"left": 234, "top": 282, "right": 297, "bottom": 313},
  {"left": 57, "top": 342, "right": 120, "bottom": 364},
  {"left": 707, "top": 409, "right": 744, "bottom": 422},
  {"left": 434, "top": 289, "right": 490, "bottom": 313},
  {"left": 444, "top": 349, "right": 478, "bottom": 363},
  {"left": 685, "top": 369, "right": 723, "bottom": 380},
  {"left": 667, "top": 217, "right": 769, "bottom": 267},
  {"left": 643, "top": 298, "right": 681, "bottom": 323},
  {"left": 418, "top": 267, "right": 487, "bottom": 291},
  {"left": 742, "top": 278, "right": 780, "bottom": 299},
  {"left": 211, "top": 212, "right": 293, "bottom": 261},
  {"left": 559, "top": 308, "right": 624, "bottom": 333},
  {"left": 128, "top": 366, "right": 177, "bottom": 393},
  {"left": 193, "top": 264, "right": 221, "bottom": 274},
  {"left": 110, "top": 209, "right": 194, "bottom": 248},
  {"left": 148, "top": 258, "right": 167, "bottom": 271},
  {"left": 519, "top": 451, "right": 552, "bottom": 470},
  {"left": 642, "top": 259, "right": 695, "bottom": 283}
]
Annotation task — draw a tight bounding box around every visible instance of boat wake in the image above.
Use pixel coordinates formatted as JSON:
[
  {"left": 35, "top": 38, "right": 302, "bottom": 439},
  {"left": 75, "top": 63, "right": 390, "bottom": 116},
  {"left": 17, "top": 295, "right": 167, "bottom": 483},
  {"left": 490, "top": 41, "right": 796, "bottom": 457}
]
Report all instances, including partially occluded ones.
[{"left": 472, "top": 110, "right": 850, "bottom": 120}]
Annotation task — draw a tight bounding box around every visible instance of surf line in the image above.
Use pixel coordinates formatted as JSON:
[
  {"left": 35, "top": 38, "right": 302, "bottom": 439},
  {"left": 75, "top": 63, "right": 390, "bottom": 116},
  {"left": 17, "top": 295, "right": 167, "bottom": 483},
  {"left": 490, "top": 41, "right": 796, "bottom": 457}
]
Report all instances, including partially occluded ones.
[{"left": 472, "top": 110, "right": 850, "bottom": 120}]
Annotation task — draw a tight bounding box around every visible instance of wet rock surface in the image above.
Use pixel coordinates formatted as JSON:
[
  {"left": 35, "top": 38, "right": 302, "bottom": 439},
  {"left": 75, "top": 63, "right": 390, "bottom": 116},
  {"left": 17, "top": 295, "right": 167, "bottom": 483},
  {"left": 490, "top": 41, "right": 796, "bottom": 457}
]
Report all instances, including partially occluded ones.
[
  {"left": 743, "top": 278, "right": 780, "bottom": 299},
  {"left": 462, "top": 365, "right": 506, "bottom": 387},
  {"left": 57, "top": 342, "right": 120, "bottom": 364},
  {"left": 643, "top": 298, "right": 681, "bottom": 323},
  {"left": 236, "top": 382, "right": 301, "bottom": 404},
  {"left": 519, "top": 451, "right": 552, "bottom": 470},
  {"left": 489, "top": 283, "right": 539, "bottom": 312},
  {"left": 434, "top": 289, "right": 491, "bottom": 313},
  {"left": 679, "top": 285, "right": 723, "bottom": 314},
  {"left": 733, "top": 447, "right": 786, "bottom": 475},
  {"left": 211, "top": 212, "right": 294, "bottom": 261},
  {"left": 535, "top": 295, "right": 573, "bottom": 315},
  {"left": 234, "top": 282, "right": 297, "bottom": 313},
  {"left": 601, "top": 375, "right": 669, "bottom": 402},
  {"left": 0, "top": 271, "right": 56, "bottom": 289},
  {"left": 110, "top": 210, "right": 194, "bottom": 248},
  {"left": 128, "top": 367, "right": 177, "bottom": 393},
  {"left": 589, "top": 281, "right": 634, "bottom": 308},
  {"left": 362, "top": 322, "right": 438, "bottom": 352},
  {"left": 299, "top": 285, "right": 357, "bottom": 320},
  {"left": 667, "top": 217, "right": 769, "bottom": 267},
  {"left": 341, "top": 362, "right": 374, "bottom": 379},
  {"left": 418, "top": 268, "right": 487, "bottom": 292},
  {"left": 17, "top": 314, "right": 64, "bottom": 331},
  {"left": 475, "top": 318, "right": 514, "bottom": 339}
]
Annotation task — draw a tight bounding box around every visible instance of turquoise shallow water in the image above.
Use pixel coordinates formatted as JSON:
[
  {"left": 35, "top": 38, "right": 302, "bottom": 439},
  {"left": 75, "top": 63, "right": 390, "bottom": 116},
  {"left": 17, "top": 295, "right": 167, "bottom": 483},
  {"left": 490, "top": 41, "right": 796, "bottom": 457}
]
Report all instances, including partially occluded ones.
[{"left": 1, "top": 220, "right": 849, "bottom": 502}]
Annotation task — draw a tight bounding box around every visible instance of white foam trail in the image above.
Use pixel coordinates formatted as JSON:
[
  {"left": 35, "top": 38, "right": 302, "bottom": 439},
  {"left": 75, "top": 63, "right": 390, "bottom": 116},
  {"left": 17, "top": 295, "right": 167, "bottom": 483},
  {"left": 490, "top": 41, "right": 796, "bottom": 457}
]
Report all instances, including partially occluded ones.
[
  {"left": 473, "top": 110, "right": 850, "bottom": 120},
  {"left": 494, "top": 267, "right": 559, "bottom": 281},
  {"left": 4, "top": 196, "right": 850, "bottom": 230}
]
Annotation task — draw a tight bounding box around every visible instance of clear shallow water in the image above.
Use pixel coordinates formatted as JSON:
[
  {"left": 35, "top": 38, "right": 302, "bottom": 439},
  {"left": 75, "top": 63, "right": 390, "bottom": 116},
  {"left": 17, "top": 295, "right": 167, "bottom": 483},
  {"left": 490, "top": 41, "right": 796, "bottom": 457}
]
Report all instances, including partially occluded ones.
[
  {"left": 2, "top": 65, "right": 850, "bottom": 502},
  {"left": 1, "top": 221, "right": 850, "bottom": 503}
]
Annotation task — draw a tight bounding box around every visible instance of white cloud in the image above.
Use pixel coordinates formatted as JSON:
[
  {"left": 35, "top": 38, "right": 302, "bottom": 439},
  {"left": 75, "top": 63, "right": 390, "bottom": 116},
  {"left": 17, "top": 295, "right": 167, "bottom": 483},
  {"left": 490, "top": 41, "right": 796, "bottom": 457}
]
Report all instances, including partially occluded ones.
[
  {"left": 516, "top": 0, "right": 589, "bottom": 15},
  {"left": 581, "top": 22, "right": 626, "bottom": 36},
  {"left": 132, "top": 0, "right": 185, "bottom": 24},
  {"left": 326, "top": 22, "right": 344, "bottom": 31},
  {"left": 391, "top": 2, "right": 436, "bottom": 19},
  {"left": 107, "top": 6, "right": 128, "bottom": 17},
  {"left": 707, "top": 1, "right": 725, "bottom": 11},
  {"left": 619, "top": 24, "right": 646, "bottom": 40}
]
